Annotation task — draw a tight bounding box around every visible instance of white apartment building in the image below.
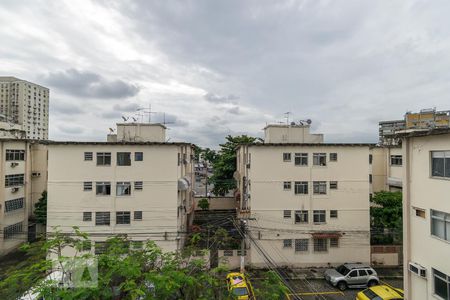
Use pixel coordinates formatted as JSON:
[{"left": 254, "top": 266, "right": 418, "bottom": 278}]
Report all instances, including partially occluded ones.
[
  {"left": 371, "top": 146, "right": 403, "bottom": 193},
  {"left": 0, "top": 140, "right": 48, "bottom": 255},
  {"left": 400, "top": 128, "right": 450, "bottom": 300},
  {"left": 236, "top": 124, "right": 372, "bottom": 267},
  {"left": 46, "top": 123, "right": 194, "bottom": 253},
  {"left": 0, "top": 77, "right": 49, "bottom": 140}
]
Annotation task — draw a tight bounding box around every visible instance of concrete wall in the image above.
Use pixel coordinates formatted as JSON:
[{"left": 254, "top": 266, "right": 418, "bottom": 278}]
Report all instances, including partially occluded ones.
[
  {"left": 403, "top": 133, "right": 450, "bottom": 300},
  {"left": 194, "top": 197, "right": 236, "bottom": 211},
  {"left": 264, "top": 125, "right": 324, "bottom": 144},
  {"left": 47, "top": 143, "right": 193, "bottom": 253},
  {"left": 237, "top": 145, "right": 371, "bottom": 268},
  {"left": 116, "top": 123, "right": 166, "bottom": 142}
]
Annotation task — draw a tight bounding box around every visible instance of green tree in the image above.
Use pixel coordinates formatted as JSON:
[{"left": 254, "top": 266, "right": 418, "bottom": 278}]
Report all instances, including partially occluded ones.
[
  {"left": 210, "top": 135, "right": 259, "bottom": 196},
  {"left": 255, "top": 271, "right": 289, "bottom": 300},
  {"left": 370, "top": 191, "right": 403, "bottom": 244},
  {"left": 198, "top": 198, "right": 209, "bottom": 210},
  {"left": 34, "top": 190, "right": 47, "bottom": 225}
]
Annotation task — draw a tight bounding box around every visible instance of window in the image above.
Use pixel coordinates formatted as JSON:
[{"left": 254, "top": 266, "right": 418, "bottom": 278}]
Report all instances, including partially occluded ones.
[
  {"left": 95, "top": 212, "right": 110, "bottom": 226},
  {"left": 313, "top": 181, "right": 327, "bottom": 195},
  {"left": 431, "top": 151, "right": 450, "bottom": 178},
  {"left": 330, "top": 210, "right": 338, "bottom": 218},
  {"left": 330, "top": 238, "right": 339, "bottom": 248},
  {"left": 237, "top": 250, "right": 247, "bottom": 256},
  {"left": 313, "top": 153, "right": 326, "bottom": 166},
  {"left": 4, "top": 222, "right": 23, "bottom": 239},
  {"left": 295, "top": 239, "right": 309, "bottom": 252},
  {"left": 283, "top": 239, "right": 292, "bottom": 248},
  {"left": 223, "top": 250, "right": 233, "bottom": 256},
  {"left": 431, "top": 209, "right": 450, "bottom": 242},
  {"left": 348, "top": 270, "right": 358, "bottom": 277},
  {"left": 314, "top": 238, "right": 328, "bottom": 252},
  {"left": 117, "top": 152, "right": 131, "bottom": 166},
  {"left": 294, "top": 153, "right": 308, "bottom": 166},
  {"left": 135, "top": 152, "right": 143, "bottom": 161},
  {"left": 390, "top": 155, "right": 402, "bottom": 166},
  {"left": 283, "top": 210, "right": 291, "bottom": 219},
  {"left": 84, "top": 152, "right": 93, "bottom": 161},
  {"left": 83, "top": 212, "right": 92, "bottom": 221},
  {"left": 295, "top": 210, "right": 308, "bottom": 224},
  {"left": 433, "top": 268, "right": 450, "bottom": 300},
  {"left": 5, "top": 198, "right": 24, "bottom": 212},
  {"left": 6, "top": 150, "right": 25, "bottom": 161},
  {"left": 83, "top": 182, "right": 92, "bottom": 191},
  {"left": 369, "top": 174, "right": 373, "bottom": 183},
  {"left": 313, "top": 210, "right": 326, "bottom": 223},
  {"left": 330, "top": 181, "right": 338, "bottom": 189},
  {"left": 294, "top": 181, "right": 308, "bottom": 194},
  {"left": 283, "top": 181, "right": 291, "bottom": 190},
  {"left": 116, "top": 211, "right": 131, "bottom": 224},
  {"left": 134, "top": 181, "right": 143, "bottom": 190},
  {"left": 329, "top": 153, "right": 337, "bottom": 161},
  {"left": 116, "top": 182, "right": 131, "bottom": 196},
  {"left": 369, "top": 154, "right": 373, "bottom": 164},
  {"left": 96, "top": 152, "right": 111, "bottom": 166},
  {"left": 134, "top": 211, "right": 143, "bottom": 220},
  {"left": 5, "top": 174, "right": 24, "bottom": 187},
  {"left": 283, "top": 153, "right": 291, "bottom": 162},
  {"left": 96, "top": 182, "right": 111, "bottom": 195},
  {"left": 415, "top": 207, "right": 426, "bottom": 218}
]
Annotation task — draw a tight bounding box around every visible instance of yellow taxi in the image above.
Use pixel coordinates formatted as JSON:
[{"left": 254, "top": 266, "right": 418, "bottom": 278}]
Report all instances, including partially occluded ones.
[
  {"left": 356, "top": 285, "right": 404, "bottom": 300},
  {"left": 226, "top": 272, "right": 252, "bottom": 299}
]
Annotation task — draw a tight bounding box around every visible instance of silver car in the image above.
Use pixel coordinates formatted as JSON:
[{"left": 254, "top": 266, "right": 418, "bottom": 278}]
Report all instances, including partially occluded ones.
[{"left": 324, "top": 263, "right": 379, "bottom": 291}]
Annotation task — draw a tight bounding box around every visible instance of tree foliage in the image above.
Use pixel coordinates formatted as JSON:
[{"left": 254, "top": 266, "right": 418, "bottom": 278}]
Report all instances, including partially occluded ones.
[
  {"left": 210, "top": 135, "right": 259, "bottom": 196},
  {"left": 198, "top": 198, "right": 209, "bottom": 210},
  {"left": 370, "top": 191, "right": 402, "bottom": 245},
  {"left": 34, "top": 190, "right": 47, "bottom": 225}
]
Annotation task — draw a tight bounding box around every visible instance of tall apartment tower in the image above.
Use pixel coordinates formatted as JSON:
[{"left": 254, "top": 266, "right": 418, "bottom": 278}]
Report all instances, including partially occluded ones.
[{"left": 0, "top": 77, "right": 49, "bottom": 140}]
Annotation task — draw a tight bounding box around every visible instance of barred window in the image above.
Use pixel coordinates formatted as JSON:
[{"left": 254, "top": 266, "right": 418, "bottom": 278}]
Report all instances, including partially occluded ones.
[
  {"left": 84, "top": 152, "right": 93, "bottom": 161},
  {"left": 5, "top": 174, "right": 24, "bottom": 187},
  {"left": 294, "top": 181, "right": 308, "bottom": 194},
  {"left": 369, "top": 154, "right": 373, "bottom": 164},
  {"left": 283, "top": 210, "right": 291, "bottom": 219},
  {"left": 96, "top": 182, "right": 111, "bottom": 195},
  {"left": 313, "top": 153, "right": 327, "bottom": 166},
  {"left": 116, "top": 211, "right": 131, "bottom": 224},
  {"left": 223, "top": 250, "right": 233, "bottom": 256},
  {"left": 134, "top": 211, "right": 143, "bottom": 220},
  {"left": 83, "top": 182, "right": 92, "bottom": 191},
  {"left": 313, "top": 181, "right": 327, "bottom": 194},
  {"left": 294, "top": 210, "right": 308, "bottom": 224},
  {"left": 283, "top": 153, "right": 291, "bottom": 162},
  {"left": 96, "top": 152, "right": 111, "bottom": 166},
  {"left": 295, "top": 239, "right": 308, "bottom": 252},
  {"left": 294, "top": 153, "right": 308, "bottom": 166},
  {"left": 116, "top": 182, "right": 131, "bottom": 196},
  {"left": 135, "top": 152, "right": 143, "bottom": 161},
  {"left": 390, "top": 155, "right": 402, "bottom": 166},
  {"left": 330, "top": 181, "right": 338, "bottom": 189},
  {"left": 330, "top": 210, "right": 338, "bottom": 218},
  {"left": 83, "top": 212, "right": 92, "bottom": 221},
  {"left": 314, "top": 238, "right": 328, "bottom": 252},
  {"left": 329, "top": 153, "right": 338, "bottom": 161},
  {"left": 330, "top": 238, "right": 339, "bottom": 248},
  {"left": 134, "top": 181, "right": 143, "bottom": 190},
  {"left": 5, "top": 198, "right": 24, "bottom": 212},
  {"left": 283, "top": 181, "right": 291, "bottom": 190},
  {"left": 4, "top": 222, "right": 23, "bottom": 239},
  {"left": 283, "top": 239, "right": 292, "bottom": 248},
  {"left": 6, "top": 150, "right": 25, "bottom": 161},
  {"left": 95, "top": 212, "right": 110, "bottom": 226},
  {"left": 117, "top": 152, "right": 131, "bottom": 166},
  {"left": 313, "top": 210, "right": 326, "bottom": 223}
]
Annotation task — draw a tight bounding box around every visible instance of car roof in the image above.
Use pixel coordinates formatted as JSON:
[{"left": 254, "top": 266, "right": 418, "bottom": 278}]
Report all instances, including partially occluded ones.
[
  {"left": 369, "top": 285, "right": 404, "bottom": 298},
  {"left": 344, "top": 263, "right": 372, "bottom": 269}
]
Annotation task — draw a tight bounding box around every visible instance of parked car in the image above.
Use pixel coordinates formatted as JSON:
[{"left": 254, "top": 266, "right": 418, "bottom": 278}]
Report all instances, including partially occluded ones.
[
  {"left": 324, "top": 263, "right": 379, "bottom": 291},
  {"left": 356, "top": 285, "right": 404, "bottom": 300},
  {"left": 226, "top": 272, "right": 252, "bottom": 299}
]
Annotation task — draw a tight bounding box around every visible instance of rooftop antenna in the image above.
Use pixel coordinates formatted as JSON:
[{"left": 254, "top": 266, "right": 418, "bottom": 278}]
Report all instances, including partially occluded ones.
[
  {"left": 137, "top": 104, "right": 157, "bottom": 123},
  {"left": 284, "top": 112, "right": 291, "bottom": 125},
  {"left": 162, "top": 112, "right": 175, "bottom": 126}
]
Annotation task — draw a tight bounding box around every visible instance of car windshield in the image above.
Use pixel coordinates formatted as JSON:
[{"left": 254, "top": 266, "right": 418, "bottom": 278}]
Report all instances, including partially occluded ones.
[
  {"left": 335, "top": 265, "right": 351, "bottom": 276},
  {"left": 232, "top": 287, "right": 249, "bottom": 296},
  {"left": 363, "top": 289, "right": 382, "bottom": 300}
]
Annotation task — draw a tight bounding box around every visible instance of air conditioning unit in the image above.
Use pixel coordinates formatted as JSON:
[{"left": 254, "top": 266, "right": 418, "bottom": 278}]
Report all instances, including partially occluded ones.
[
  {"left": 10, "top": 162, "right": 19, "bottom": 168},
  {"left": 409, "top": 262, "right": 426, "bottom": 278},
  {"left": 11, "top": 187, "right": 19, "bottom": 193},
  {"left": 32, "top": 172, "right": 41, "bottom": 177}
]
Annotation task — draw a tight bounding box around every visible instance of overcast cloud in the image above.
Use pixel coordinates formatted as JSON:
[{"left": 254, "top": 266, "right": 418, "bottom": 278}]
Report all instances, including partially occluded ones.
[{"left": 1, "top": 0, "right": 450, "bottom": 147}]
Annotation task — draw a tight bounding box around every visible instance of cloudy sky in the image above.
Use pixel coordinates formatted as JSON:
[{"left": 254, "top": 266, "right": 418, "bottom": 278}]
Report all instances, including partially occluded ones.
[{"left": 2, "top": 0, "right": 450, "bottom": 147}]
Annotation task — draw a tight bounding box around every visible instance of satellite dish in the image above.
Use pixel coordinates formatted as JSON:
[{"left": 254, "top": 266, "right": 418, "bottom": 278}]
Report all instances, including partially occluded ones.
[
  {"left": 109, "top": 128, "right": 115, "bottom": 133},
  {"left": 290, "top": 122, "right": 296, "bottom": 126},
  {"left": 121, "top": 116, "right": 129, "bottom": 122},
  {"left": 132, "top": 117, "right": 138, "bottom": 122},
  {"left": 306, "top": 119, "right": 312, "bottom": 125}
]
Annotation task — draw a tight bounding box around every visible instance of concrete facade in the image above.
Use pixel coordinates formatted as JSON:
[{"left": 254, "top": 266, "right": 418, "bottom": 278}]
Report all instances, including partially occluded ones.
[
  {"left": 371, "top": 146, "right": 403, "bottom": 193},
  {"left": 0, "top": 77, "right": 49, "bottom": 140},
  {"left": 401, "top": 130, "right": 450, "bottom": 300}
]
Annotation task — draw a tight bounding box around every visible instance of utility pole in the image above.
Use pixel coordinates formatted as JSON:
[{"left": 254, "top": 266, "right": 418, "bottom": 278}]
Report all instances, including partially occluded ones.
[
  {"left": 240, "top": 219, "right": 247, "bottom": 273},
  {"left": 204, "top": 161, "right": 208, "bottom": 197}
]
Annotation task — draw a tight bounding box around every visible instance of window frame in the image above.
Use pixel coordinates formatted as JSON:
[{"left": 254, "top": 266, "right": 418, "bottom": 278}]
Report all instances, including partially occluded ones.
[
  {"left": 95, "top": 182, "right": 111, "bottom": 196},
  {"left": 116, "top": 211, "right": 131, "bottom": 225},
  {"left": 313, "top": 238, "right": 328, "bottom": 252},
  {"left": 432, "top": 268, "right": 450, "bottom": 300},
  {"left": 283, "top": 210, "right": 292, "bottom": 219},
  {"left": 431, "top": 151, "right": 450, "bottom": 179},
  {"left": 294, "top": 181, "right": 308, "bottom": 195},
  {"left": 117, "top": 152, "right": 131, "bottom": 166},
  {"left": 134, "top": 181, "right": 143, "bottom": 190},
  {"left": 283, "top": 239, "right": 292, "bottom": 248},
  {"left": 313, "top": 181, "right": 327, "bottom": 195},
  {"left": 431, "top": 209, "right": 450, "bottom": 242},
  {"left": 83, "top": 181, "right": 93, "bottom": 191},
  {"left": 294, "top": 210, "right": 309, "bottom": 224},
  {"left": 283, "top": 153, "right": 292, "bottom": 162},
  {"left": 283, "top": 181, "right": 292, "bottom": 190},
  {"left": 116, "top": 182, "right": 132, "bottom": 196},
  {"left": 83, "top": 212, "right": 92, "bottom": 221},
  {"left": 313, "top": 153, "right": 327, "bottom": 166},
  {"left": 390, "top": 155, "right": 403, "bottom": 166},
  {"left": 329, "top": 153, "right": 338, "bottom": 162},
  {"left": 294, "top": 153, "right": 308, "bottom": 166},
  {"left": 5, "top": 197, "right": 24, "bottom": 213},
  {"left": 5, "top": 174, "right": 24, "bottom": 187},
  {"left": 330, "top": 181, "right": 338, "bottom": 190},
  {"left": 134, "top": 152, "right": 143, "bottom": 161},
  {"left": 330, "top": 210, "right": 338, "bottom": 218},
  {"left": 330, "top": 237, "right": 339, "bottom": 248},
  {"left": 95, "top": 212, "right": 110, "bottom": 226},
  {"left": 96, "top": 152, "right": 111, "bottom": 166},
  {"left": 134, "top": 211, "right": 143, "bottom": 220},
  {"left": 294, "top": 239, "right": 309, "bottom": 252},
  {"left": 84, "top": 152, "right": 93, "bottom": 161},
  {"left": 313, "top": 210, "right": 326, "bottom": 224},
  {"left": 6, "top": 149, "right": 25, "bottom": 161}
]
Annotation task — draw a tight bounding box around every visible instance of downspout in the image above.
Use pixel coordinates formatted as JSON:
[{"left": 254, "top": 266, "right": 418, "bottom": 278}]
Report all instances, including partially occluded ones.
[{"left": 402, "top": 137, "right": 411, "bottom": 300}]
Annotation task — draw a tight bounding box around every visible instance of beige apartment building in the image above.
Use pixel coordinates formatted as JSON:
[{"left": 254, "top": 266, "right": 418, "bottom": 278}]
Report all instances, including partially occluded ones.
[
  {"left": 0, "top": 76, "right": 49, "bottom": 140},
  {"left": 236, "top": 124, "right": 372, "bottom": 267},
  {"left": 0, "top": 140, "right": 48, "bottom": 255},
  {"left": 371, "top": 146, "right": 403, "bottom": 193},
  {"left": 46, "top": 123, "right": 194, "bottom": 253},
  {"left": 400, "top": 128, "right": 450, "bottom": 300}
]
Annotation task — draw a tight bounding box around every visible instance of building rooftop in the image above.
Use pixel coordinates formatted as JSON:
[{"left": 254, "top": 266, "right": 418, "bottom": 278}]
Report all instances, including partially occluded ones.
[
  {"left": 41, "top": 140, "right": 191, "bottom": 146},
  {"left": 241, "top": 142, "right": 376, "bottom": 148},
  {"left": 0, "top": 76, "right": 49, "bottom": 90},
  {"left": 394, "top": 127, "right": 450, "bottom": 138},
  {"left": 116, "top": 122, "right": 167, "bottom": 129}
]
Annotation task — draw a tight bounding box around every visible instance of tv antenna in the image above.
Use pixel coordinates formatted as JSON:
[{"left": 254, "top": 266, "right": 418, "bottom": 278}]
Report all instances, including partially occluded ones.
[
  {"left": 137, "top": 104, "right": 158, "bottom": 123},
  {"left": 284, "top": 112, "right": 291, "bottom": 125}
]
